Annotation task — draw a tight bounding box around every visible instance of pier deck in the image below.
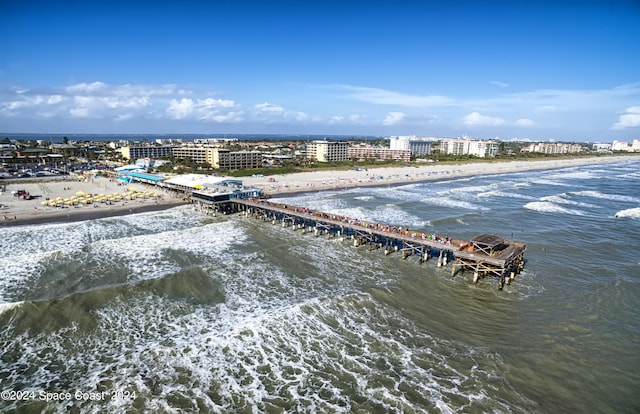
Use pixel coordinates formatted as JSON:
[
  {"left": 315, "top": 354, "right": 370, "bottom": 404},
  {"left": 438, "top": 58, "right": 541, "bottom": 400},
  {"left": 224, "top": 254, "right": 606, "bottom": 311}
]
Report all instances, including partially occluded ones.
[{"left": 203, "top": 198, "right": 526, "bottom": 289}]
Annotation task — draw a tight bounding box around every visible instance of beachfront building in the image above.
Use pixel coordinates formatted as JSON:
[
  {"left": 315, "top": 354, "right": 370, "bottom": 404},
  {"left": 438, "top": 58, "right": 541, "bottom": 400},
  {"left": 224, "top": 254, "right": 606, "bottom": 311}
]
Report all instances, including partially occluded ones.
[
  {"left": 193, "top": 138, "right": 238, "bottom": 145},
  {"left": 121, "top": 145, "right": 176, "bottom": 161},
  {"left": 389, "top": 136, "right": 433, "bottom": 156},
  {"left": 592, "top": 143, "right": 612, "bottom": 152},
  {"left": 172, "top": 147, "right": 209, "bottom": 165},
  {"left": 439, "top": 138, "right": 499, "bottom": 158},
  {"left": 612, "top": 140, "right": 640, "bottom": 152},
  {"left": 306, "top": 140, "right": 349, "bottom": 162},
  {"left": 521, "top": 142, "right": 583, "bottom": 154},
  {"left": 209, "top": 148, "right": 263, "bottom": 170},
  {"left": 348, "top": 145, "right": 411, "bottom": 162}
]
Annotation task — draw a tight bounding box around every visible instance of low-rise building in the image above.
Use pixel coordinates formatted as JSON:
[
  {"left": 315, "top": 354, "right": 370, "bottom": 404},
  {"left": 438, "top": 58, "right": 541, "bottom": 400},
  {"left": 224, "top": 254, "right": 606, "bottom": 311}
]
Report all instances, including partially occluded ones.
[
  {"left": 592, "top": 143, "right": 612, "bottom": 152},
  {"left": 210, "top": 148, "right": 263, "bottom": 170},
  {"left": 389, "top": 136, "right": 433, "bottom": 156},
  {"left": 306, "top": 140, "right": 349, "bottom": 162},
  {"left": 440, "top": 138, "right": 499, "bottom": 157},
  {"left": 121, "top": 145, "right": 175, "bottom": 160},
  {"left": 612, "top": 139, "right": 640, "bottom": 152},
  {"left": 348, "top": 146, "right": 411, "bottom": 162},
  {"left": 521, "top": 142, "right": 583, "bottom": 154},
  {"left": 172, "top": 146, "right": 209, "bottom": 165}
]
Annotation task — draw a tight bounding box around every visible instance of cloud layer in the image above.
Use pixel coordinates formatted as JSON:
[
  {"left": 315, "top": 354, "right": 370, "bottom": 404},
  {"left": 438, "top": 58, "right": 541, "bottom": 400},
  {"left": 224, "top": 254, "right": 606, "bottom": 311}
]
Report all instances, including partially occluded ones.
[{"left": 1, "top": 81, "right": 639, "bottom": 138}]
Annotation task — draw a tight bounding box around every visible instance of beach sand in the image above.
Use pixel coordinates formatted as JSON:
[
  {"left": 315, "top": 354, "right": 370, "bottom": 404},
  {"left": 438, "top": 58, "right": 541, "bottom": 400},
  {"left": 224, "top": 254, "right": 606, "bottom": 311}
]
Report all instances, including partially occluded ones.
[
  {"left": 0, "top": 175, "right": 186, "bottom": 227},
  {"left": 1, "top": 155, "right": 637, "bottom": 226},
  {"left": 242, "top": 155, "right": 639, "bottom": 196}
]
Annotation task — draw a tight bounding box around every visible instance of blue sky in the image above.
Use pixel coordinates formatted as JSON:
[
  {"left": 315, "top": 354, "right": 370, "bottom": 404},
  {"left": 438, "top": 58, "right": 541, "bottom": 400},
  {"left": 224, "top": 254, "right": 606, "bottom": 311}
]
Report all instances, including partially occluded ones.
[{"left": 1, "top": 0, "right": 639, "bottom": 141}]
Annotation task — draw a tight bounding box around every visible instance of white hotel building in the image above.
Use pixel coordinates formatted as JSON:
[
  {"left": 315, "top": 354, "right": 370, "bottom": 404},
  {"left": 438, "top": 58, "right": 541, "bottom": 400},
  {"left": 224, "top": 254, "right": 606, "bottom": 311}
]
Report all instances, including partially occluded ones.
[
  {"left": 439, "top": 138, "right": 499, "bottom": 158},
  {"left": 306, "top": 140, "right": 350, "bottom": 162},
  {"left": 389, "top": 136, "right": 433, "bottom": 156}
]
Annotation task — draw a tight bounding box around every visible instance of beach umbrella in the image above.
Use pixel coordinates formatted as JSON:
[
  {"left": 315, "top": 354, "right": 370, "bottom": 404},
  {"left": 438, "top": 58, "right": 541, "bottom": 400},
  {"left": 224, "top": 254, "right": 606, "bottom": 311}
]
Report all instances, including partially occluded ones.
[
  {"left": 41, "top": 200, "right": 49, "bottom": 205},
  {"left": 76, "top": 190, "right": 85, "bottom": 196}
]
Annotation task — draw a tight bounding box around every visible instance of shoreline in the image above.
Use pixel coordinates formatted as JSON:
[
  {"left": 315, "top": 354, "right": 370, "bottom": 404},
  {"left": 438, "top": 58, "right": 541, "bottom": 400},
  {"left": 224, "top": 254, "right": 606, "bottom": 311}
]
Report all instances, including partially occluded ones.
[
  {"left": 246, "top": 155, "right": 640, "bottom": 198},
  {"left": 1, "top": 155, "right": 637, "bottom": 227},
  {"left": 1, "top": 201, "right": 187, "bottom": 227}
]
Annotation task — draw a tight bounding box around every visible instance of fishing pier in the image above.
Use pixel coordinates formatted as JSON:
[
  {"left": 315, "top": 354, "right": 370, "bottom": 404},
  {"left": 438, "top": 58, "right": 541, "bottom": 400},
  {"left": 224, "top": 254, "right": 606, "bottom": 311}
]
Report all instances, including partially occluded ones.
[{"left": 200, "top": 197, "right": 526, "bottom": 289}]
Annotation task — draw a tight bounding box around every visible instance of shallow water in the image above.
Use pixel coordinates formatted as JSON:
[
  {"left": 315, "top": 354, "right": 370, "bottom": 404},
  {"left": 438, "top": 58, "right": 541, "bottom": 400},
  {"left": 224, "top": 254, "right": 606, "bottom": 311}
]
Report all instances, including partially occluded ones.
[{"left": 1, "top": 160, "right": 639, "bottom": 413}]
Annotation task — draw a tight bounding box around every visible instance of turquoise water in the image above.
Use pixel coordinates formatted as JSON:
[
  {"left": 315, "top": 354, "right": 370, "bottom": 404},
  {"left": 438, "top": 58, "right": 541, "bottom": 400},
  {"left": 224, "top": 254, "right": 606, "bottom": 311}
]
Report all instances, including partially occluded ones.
[{"left": 1, "top": 160, "right": 639, "bottom": 413}]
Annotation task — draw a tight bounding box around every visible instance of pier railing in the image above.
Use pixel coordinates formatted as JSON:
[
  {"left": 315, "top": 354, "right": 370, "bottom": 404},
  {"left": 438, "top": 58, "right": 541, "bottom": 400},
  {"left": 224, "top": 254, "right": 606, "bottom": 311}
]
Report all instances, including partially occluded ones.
[{"left": 197, "top": 198, "right": 526, "bottom": 289}]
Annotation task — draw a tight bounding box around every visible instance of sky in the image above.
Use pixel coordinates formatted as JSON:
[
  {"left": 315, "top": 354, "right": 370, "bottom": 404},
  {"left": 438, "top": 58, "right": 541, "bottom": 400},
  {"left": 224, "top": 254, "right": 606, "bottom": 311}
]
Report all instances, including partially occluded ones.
[{"left": 1, "top": 0, "right": 639, "bottom": 141}]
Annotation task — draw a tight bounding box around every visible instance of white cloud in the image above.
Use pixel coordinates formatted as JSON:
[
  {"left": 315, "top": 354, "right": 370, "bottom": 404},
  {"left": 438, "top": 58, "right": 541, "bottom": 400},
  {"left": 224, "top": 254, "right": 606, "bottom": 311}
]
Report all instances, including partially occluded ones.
[
  {"left": 166, "top": 98, "right": 243, "bottom": 122},
  {"left": 115, "top": 113, "right": 133, "bottom": 122},
  {"left": 65, "top": 82, "right": 108, "bottom": 94},
  {"left": 328, "top": 114, "right": 368, "bottom": 125},
  {"left": 254, "top": 102, "right": 285, "bottom": 114},
  {"left": 383, "top": 112, "right": 405, "bottom": 125},
  {"left": 48, "top": 95, "right": 63, "bottom": 104},
  {"left": 612, "top": 106, "right": 640, "bottom": 130},
  {"left": 463, "top": 112, "right": 505, "bottom": 126},
  {"left": 69, "top": 107, "right": 90, "bottom": 118},
  {"left": 65, "top": 82, "right": 177, "bottom": 97},
  {"left": 69, "top": 96, "right": 150, "bottom": 118},
  {"left": 515, "top": 118, "right": 534, "bottom": 126},
  {"left": 339, "top": 85, "right": 454, "bottom": 107},
  {"left": 11, "top": 87, "right": 30, "bottom": 94},
  {"left": 329, "top": 115, "right": 344, "bottom": 124},
  {"left": 491, "top": 80, "right": 509, "bottom": 88}
]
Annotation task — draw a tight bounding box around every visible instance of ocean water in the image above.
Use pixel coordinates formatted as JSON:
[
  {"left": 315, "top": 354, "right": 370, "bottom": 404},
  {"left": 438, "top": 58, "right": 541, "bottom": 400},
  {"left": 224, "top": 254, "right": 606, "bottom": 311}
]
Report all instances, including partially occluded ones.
[{"left": 1, "top": 160, "right": 639, "bottom": 413}]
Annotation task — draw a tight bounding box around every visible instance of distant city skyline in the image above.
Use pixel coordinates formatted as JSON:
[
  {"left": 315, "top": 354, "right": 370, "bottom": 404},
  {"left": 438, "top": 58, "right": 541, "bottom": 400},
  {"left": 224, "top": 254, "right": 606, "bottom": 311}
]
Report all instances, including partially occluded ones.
[{"left": 1, "top": 0, "right": 639, "bottom": 141}]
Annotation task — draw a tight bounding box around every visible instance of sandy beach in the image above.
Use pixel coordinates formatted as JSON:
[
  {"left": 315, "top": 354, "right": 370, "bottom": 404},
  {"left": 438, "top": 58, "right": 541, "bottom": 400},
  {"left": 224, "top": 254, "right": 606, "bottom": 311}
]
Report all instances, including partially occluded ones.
[
  {"left": 0, "top": 175, "right": 186, "bottom": 227},
  {"left": 243, "top": 155, "right": 640, "bottom": 196},
  {"left": 1, "top": 155, "right": 637, "bottom": 226}
]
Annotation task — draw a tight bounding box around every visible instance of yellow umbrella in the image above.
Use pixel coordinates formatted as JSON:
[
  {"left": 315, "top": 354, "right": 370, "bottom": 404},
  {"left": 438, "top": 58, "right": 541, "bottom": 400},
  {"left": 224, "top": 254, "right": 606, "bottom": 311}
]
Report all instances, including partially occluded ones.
[
  {"left": 76, "top": 190, "right": 85, "bottom": 196},
  {"left": 41, "top": 200, "right": 49, "bottom": 205}
]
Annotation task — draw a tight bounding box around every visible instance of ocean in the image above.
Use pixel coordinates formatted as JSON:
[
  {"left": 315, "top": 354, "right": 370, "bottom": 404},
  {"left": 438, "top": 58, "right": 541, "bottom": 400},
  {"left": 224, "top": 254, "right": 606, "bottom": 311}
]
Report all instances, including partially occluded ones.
[{"left": 1, "top": 159, "right": 639, "bottom": 413}]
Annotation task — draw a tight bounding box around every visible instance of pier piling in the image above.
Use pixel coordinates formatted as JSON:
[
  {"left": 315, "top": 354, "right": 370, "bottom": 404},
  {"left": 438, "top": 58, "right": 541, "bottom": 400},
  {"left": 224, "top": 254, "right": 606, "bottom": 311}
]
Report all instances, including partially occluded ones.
[{"left": 212, "top": 199, "right": 527, "bottom": 289}]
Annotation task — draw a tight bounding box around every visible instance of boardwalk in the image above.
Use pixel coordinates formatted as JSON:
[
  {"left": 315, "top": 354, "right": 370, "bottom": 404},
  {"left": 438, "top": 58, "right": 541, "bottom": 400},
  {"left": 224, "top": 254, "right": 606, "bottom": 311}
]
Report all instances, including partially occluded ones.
[{"left": 206, "top": 198, "right": 527, "bottom": 289}]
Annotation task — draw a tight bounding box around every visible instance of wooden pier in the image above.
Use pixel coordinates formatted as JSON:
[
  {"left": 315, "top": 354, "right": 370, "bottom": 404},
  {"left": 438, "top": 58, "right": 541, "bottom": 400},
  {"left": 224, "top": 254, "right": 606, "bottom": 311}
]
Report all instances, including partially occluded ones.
[{"left": 204, "top": 198, "right": 526, "bottom": 290}]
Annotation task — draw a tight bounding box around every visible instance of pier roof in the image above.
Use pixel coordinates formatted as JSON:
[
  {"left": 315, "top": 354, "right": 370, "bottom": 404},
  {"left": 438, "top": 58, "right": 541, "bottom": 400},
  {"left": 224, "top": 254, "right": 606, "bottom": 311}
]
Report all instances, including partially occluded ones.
[{"left": 470, "top": 234, "right": 505, "bottom": 249}]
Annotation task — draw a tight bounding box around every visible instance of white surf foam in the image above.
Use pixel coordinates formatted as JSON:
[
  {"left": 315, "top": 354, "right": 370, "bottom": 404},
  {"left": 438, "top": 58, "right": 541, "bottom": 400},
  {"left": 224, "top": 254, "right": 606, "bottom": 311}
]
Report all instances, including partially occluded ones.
[
  {"left": 477, "top": 190, "right": 536, "bottom": 200},
  {"left": 614, "top": 207, "right": 640, "bottom": 219},
  {"left": 0, "top": 301, "right": 24, "bottom": 316},
  {"left": 89, "top": 220, "right": 247, "bottom": 283},
  {"left": 422, "top": 197, "right": 488, "bottom": 211},
  {"left": 0, "top": 251, "right": 60, "bottom": 304},
  {"left": 572, "top": 190, "right": 640, "bottom": 204},
  {"left": 540, "top": 194, "right": 599, "bottom": 208},
  {"left": 524, "top": 201, "right": 585, "bottom": 216},
  {"left": 1, "top": 290, "right": 535, "bottom": 413}
]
